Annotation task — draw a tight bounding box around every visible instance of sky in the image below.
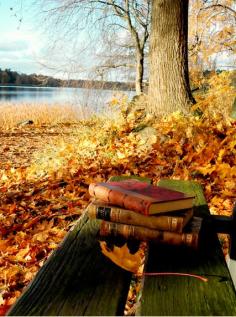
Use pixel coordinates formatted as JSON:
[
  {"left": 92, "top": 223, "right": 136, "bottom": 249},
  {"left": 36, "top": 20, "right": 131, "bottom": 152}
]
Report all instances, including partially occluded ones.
[
  {"left": 0, "top": 0, "right": 130, "bottom": 81},
  {"left": 0, "top": 1, "right": 234, "bottom": 80},
  {"left": 0, "top": 0, "right": 47, "bottom": 75},
  {"left": 0, "top": 0, "right": 94, "bottom": 79}
]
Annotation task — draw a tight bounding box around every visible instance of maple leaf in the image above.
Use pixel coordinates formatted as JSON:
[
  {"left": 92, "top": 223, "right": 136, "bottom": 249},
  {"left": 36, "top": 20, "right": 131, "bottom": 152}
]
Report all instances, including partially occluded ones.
[{"left": 99, "top": 241, "right": 144, "bottom": 274}]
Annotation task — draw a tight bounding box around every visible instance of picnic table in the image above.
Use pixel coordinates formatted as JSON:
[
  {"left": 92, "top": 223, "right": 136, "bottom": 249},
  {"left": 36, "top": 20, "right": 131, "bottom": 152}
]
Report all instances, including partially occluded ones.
[{"left": 8, "top": 178, "right": 236, "bottom": 316}]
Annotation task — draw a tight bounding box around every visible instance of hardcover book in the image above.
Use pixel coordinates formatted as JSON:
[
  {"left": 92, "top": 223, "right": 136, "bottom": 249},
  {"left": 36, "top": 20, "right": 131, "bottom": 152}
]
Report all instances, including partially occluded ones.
[
  {"left": 87, "top": 200, "right": 194, "bottom": 233},
  {"left": 89, "top": 179, "right": 195, "bottom": 215},
  {"left": 99, "top": 217, "right": 203, "bottom": 249}
]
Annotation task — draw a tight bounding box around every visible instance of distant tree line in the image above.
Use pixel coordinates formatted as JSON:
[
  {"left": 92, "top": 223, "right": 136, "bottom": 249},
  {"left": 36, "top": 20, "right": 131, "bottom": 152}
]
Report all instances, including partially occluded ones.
[
  {"left": 0, "top": 68, "right": 59, "bottom": 86},
  {"left": 0, "top": 68, "right": 135, "bottom": 91}
]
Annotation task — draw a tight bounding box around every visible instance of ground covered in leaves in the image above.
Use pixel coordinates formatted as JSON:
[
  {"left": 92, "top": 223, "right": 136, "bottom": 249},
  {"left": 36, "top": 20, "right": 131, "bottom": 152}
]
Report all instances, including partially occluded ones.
[{"left": 0, "top": 100, "right": 235, "bottom": 314}]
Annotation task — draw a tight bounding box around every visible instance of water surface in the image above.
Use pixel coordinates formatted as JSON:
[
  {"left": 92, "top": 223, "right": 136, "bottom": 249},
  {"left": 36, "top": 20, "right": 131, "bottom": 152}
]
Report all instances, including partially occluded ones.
[{"left": 0, "top": 85, "right": 134, "bottom": 110}]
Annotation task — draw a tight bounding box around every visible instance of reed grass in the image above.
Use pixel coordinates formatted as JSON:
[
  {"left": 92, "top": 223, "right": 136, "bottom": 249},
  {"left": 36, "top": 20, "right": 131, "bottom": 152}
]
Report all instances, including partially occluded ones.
[{"left": 0, "top": 102, "right": 96, "bottom": 129}]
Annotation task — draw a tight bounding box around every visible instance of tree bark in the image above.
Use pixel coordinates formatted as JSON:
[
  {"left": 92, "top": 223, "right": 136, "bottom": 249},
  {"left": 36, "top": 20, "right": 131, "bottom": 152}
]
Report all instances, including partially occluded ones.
[
  {"left": 136, "top": 51, "right": 144, "bottom": 95},
  {"left": 148, "top": 0, "right": 195, "bottom": 114}
]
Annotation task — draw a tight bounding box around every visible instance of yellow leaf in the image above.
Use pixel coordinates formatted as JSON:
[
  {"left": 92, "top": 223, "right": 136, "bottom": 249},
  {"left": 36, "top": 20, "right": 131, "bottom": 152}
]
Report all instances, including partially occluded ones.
[
  {"left": 217, "top": 149, "right": 226, "bottom": 162},
  {"left": 116, "top": 151, "right": 126, "bottom": 159},
  {"left": 211, "top": 196, "right": 224, "bottom": 206},
  {"left": 197, "top": 164, "right": 215, "bottom": 176},
  {"left": 8, "top": 246, "right": 30, "bottom": 263},
  {"left": 32, "top": 232, "right": 49, "bottom": 243},
  {"left": 99, "top": 241, "right": 144, "bottom": 273}
]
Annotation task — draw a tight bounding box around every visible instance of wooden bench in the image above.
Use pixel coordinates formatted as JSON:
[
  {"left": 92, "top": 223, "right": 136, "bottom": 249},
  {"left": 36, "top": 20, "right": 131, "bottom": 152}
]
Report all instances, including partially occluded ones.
[{"left": 8, "top": 178, "right": 236, "bottom": 316}]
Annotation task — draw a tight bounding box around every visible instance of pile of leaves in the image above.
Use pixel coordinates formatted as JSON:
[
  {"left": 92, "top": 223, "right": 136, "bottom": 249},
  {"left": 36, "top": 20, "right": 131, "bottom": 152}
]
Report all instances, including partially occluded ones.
[{"left": 0, "top": 95, "right": 235, "bottom": 314}]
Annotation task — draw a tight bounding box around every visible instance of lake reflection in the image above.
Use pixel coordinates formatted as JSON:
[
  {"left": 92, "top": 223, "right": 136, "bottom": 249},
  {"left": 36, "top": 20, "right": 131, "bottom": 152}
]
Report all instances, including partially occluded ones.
[{"left": 0, "top": 86, "right": 134, "bottom": 110}]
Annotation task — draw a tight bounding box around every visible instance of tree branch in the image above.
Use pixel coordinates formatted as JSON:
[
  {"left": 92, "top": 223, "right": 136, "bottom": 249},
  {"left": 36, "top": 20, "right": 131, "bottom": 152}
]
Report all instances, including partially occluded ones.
[{"left": 200, "top": 4, "right": 236, "bottom": 20}]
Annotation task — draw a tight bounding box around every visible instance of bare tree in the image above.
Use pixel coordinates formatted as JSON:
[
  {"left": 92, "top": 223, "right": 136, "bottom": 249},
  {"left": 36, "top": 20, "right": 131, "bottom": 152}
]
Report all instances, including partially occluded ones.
[
  {"left": 16, "top": 0, "right": 234, "bottom": 115},
  {"left": 36, "top": 0, "right": 151, "bottom": 95},
  {"left": 94, "top": 31, "right": 135, "bottom": 79}
]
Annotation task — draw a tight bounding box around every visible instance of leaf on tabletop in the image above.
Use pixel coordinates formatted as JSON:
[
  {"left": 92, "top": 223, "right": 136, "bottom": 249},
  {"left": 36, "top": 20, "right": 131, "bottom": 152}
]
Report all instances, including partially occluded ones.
[{"left": 99, "top": 241, "right": 144, "bottom": 274}]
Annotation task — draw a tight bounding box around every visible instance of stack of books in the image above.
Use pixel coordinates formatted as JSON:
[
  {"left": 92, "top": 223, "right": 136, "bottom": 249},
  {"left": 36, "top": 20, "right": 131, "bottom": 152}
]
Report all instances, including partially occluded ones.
[{"left": 87, "top": 179, "right": 203, "bottom": 249}]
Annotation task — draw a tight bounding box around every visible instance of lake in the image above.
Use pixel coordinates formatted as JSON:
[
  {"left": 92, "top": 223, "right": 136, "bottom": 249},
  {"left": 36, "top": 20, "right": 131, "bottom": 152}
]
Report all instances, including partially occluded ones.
[{"left": 0, "top": 85, "right": 135, "bottom": 111}]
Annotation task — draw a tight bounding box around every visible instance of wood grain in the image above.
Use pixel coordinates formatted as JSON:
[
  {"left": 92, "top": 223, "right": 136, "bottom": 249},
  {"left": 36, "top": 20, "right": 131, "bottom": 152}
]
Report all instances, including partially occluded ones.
[
  {"left": 9, "top": 178, "right": 236, "bottom": 316},
  {"left": 8, "top": 213, "right": 131, "bottom": 316},
  {"left": 8, "top": 175, "right": 150, "bottom": 316},
  {"left": 140, "top": 179, "right": 236, "bottom": 316}
]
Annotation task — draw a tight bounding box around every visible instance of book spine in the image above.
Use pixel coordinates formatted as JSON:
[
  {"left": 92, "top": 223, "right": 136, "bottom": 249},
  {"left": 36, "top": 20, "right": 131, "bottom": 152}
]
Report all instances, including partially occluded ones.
[
  {"left": 89, "top": 183, "right": 151, "bottom": 215},
  {"left": 99, "top": 221, "right": 199, "bottom": 249},
  {"left": 87, "top": 204, "right": 183, "bottom": 232}
]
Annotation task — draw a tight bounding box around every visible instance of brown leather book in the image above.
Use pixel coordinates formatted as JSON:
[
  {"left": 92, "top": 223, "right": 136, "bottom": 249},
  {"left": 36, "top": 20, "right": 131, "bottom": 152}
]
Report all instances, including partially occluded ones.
[
  {"left": 89, "top": 179, "right": 195, "bottom": 215},
  {"left": 99, "top": 217, "right": 203, "bottom": 249},
  {"left": 87, "top": 200, "right": 193, "bottom": 233}
]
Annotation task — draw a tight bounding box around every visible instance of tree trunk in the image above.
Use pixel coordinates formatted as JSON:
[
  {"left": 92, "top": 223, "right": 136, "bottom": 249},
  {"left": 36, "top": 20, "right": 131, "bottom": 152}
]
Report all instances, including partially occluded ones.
[
  {"left": 148, "top": 0, "right": 195, "bottom": 114},
  {"left": 135, "top": 51, "right": 144, "bottom": 95}
]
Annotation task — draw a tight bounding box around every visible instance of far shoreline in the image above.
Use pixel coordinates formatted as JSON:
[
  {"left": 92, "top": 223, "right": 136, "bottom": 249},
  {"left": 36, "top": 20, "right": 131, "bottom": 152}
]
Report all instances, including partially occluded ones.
[{"left": 0, "top": 82, "right": 136, "bottom": 92}]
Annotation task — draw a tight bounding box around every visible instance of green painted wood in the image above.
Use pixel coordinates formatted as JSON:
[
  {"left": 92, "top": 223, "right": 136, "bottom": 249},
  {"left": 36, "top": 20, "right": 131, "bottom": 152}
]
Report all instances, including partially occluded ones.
[
  {"left": 108, "top": 175, "right": 152, "bottom": 184},
  {"left": 8, "top": 175, "right": 149, "bottom": 316},
  {"left": 8, "top": 212, "right": 132, "bottom": 316},
  {"left": 140, "top": 179, "right": 236, "bottom": 316},
  {"left": 9, "top": 178, "right": 236, "bottom": 316}
]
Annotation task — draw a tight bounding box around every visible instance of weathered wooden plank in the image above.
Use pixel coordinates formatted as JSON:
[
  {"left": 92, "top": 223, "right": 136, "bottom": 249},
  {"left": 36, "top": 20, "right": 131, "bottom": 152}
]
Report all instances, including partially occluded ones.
[
  {"left": 108, "top": 175, "right": 151, "bottom": 184},
  {"left": 8, "top": 175, "right": 151, "bottom": 316},
  {"left": 8, "top": 213, "right": 131, "bottom": 316},
  {"left": 10, "top": 178, "right": 236, "bottom": 316},
  {"left": 227, "top": 257, "right": 236, "bottom": 289},
  {"left": 230, "top": 203, "right": 236, "bottom": 259},
  {"left": 140, "top": 180, "right": 236, "bottom": 316}
]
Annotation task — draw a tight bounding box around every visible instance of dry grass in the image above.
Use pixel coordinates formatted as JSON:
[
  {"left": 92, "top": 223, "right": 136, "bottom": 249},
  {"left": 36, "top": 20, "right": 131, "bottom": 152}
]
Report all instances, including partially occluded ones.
[
  {"left": 0, "top": 101, "right": 122, "bottom": 171},
  {"left": 0, "top": 103, "right": 96, "bottom": 129}
]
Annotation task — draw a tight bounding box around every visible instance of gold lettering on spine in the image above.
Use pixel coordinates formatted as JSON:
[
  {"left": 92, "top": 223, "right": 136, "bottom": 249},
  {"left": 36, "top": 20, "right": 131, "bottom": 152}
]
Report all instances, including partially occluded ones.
[
  {"left": 110, "top": 209, "right": 115, "bottom": 222},
  {"left": 123, "top": 225, "right": 129, "bottom": 239},
  {"left": 131, "top": 225, "right": 135, "bottom": 238},
  {"left": 186, "top": 234, "right": 193, "bottom": 246},
  {"left": 171, "top": 218, "right": 178, "bottom": 231},
  {"left": 167, "top": 218, "right": 171, "bottom": 231},
  {"left": 117, "top": 209, "right": 122, "bottom": 223}
]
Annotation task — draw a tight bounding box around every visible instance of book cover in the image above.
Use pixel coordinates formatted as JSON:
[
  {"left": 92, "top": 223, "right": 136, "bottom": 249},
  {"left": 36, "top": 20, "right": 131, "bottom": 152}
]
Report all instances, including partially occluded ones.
[
  {"left": 89, "top": 179, "right": 195, "bottom": 215},
  {"left": 87, "top": 200, "right": 194, "bottom": 233},
  {"left": 99, "top": 217, "right": 203, "bottom": 249}
]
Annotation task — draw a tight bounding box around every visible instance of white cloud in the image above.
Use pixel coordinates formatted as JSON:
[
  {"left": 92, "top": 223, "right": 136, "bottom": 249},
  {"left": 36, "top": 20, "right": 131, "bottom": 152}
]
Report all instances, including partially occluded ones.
[
  {"left": 0, "top": 30, "right": 46, "bottom": 74},
  {"left": 0, "top": 40, "right": 29, "bottom": 52},
  {"left": 4, "top": 31, "right": 42, "bottom": 53}
]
